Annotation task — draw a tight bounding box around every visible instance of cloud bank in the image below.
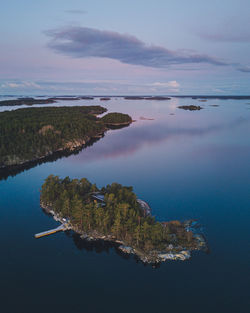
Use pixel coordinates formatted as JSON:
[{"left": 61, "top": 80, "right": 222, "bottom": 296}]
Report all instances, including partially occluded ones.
[
  {"left": 1, "top": 81, "right": 41, "bottom": 89},
  {"left": 45, "top": 27, "right": 227, "bottom": 68},
  {"left": 197, "top": 18, "right": 250, "bottom": 43},
  {"left": 238, "top": 66, "right": 250, "bottom": 73},
  {"left": 151, "top": 81, "right": 180, "bottom": 88},
  {"left": 0, "top": 80, "right": 181, "bottom": 94},
  {"left": 150, "top": 81, "right": 180, "bottom": 92},
  {"left": 198, "top": 31, "right": 250, "bottom": 43}
]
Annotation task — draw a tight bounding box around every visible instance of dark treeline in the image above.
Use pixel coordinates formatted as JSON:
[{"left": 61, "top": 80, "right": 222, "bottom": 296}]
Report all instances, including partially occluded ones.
[
  {"left": 101, "top": 112, "right": 132, "bottom": 124},
  {"left": 40, "top": 175, "right": 196, "bottom": 253},
  {"left": 0, "top": 106, "right": 131, "bottom": 167},
  {"left": 0, "top": 136, "right": 102, "bottom": 181},
  {"left": 178, "top": 105, "right": 203, "bottom": 111},
  {"left": 0, "top": 97, "right": 56, "bottom": 106}
]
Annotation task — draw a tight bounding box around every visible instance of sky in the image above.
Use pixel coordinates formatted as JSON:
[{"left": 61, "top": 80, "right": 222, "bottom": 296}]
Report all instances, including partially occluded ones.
[{"left": 1, "top": 0, "right": 250, "bottom": 95}]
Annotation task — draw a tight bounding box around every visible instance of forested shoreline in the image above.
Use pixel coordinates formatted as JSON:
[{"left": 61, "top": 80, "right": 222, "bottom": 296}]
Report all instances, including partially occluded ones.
[
  {"left": 40, "top": 175, "right": 204, "bottom": 263},
  {"left": 0, "top": 97, "right": 57, "bottom": 106},
  {"left": 0, "top": 106, "right": 132, "bottom": 168}
]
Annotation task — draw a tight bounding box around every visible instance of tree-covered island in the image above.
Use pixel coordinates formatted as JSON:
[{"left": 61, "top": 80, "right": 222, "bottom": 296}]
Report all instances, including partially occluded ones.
[
  {"left": 0, "top": 97, "right": 57, "bottom": 106},
  {"left": 178, "top": 105, "right": 203, "bottom": 111},
  {"left": 0, "top": 96, "right": 93, "bottom": 107},
  {"left": 0, "top": 106, "right": 132, "bottom": 168},
  {"left": 40, "top": 175, "right": 206, "bottom": 263}
]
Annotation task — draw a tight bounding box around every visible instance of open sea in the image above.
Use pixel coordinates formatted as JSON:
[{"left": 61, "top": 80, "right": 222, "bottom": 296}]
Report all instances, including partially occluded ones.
[{"left": 0, "top": 97, "right": 249, "bottom": 313}]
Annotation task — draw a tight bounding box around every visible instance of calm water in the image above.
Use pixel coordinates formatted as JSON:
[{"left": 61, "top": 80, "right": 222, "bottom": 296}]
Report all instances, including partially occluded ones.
[{"left": 0, "top": 97, "right": 249, "bottom": 313}]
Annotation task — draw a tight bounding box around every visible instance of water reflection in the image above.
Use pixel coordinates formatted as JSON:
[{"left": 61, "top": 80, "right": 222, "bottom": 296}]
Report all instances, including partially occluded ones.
[
  {"left": 70, "top": 116, "right": 249, "bottom": 163},
  {"left": 71, "top": 232, "right": 135, "bottom": 262},
  {"left": 69, "top": 232, "right": 159, "bottom": 267},
  {"left": 1, "top": 98, "right": 250, "bottom": 312},
  {"left": 2, "top": 113, "right": 247, "bottom": 182},
  {"left": 71, "top": 232, "right": 119, "bottom": 254},
  {"left": 0, "top": 137, "right": 103, "bottom": 181}
]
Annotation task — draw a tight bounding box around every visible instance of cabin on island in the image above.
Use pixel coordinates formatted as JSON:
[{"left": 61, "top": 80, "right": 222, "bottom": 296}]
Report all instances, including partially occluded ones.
[
  {"left": 91, "top": 193, "right": 105, "bottom": 206},
  {"left": 91, "top": 193, "right": 152, "bottom": 214}
]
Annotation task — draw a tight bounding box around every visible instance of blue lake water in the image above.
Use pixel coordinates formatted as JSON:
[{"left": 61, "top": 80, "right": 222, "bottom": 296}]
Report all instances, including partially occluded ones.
[{"left": 0, "top": 97, "right": 249, "bottom": 313}]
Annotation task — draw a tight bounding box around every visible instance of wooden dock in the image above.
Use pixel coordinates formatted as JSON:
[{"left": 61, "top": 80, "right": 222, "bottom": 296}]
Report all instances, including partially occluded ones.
[{"left": 34, "top": 224, "right": 68, "bottom": 239}]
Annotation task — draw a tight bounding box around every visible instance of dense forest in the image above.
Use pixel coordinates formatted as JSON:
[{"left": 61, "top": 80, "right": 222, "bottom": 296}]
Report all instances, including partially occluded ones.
[
  {"left": 40, "top": 175, "right": 196, "bottom": 253},
  {"left": 0, "top": 97, "right": 56, "bottom": 106},
  {"left": 178, "top": 105, "right": 203, "bottom": 111},
  {"left": 0, "top": 106, "right": 132, "bottom": 167},
  {"left": 101, "top": 112, "right": 132, "bottom": 124}
]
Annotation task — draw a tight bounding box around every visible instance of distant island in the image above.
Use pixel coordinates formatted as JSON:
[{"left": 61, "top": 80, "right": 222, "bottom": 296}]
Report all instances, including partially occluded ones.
[
  {"left": 0, "top": 97, "right": 57, "bottom": 106},
  {"left": 0, "top": 96, "right": 97, "bottom": 107},
  {"left": 100, "top": 97, "right": 111, "bottom": 101},
  {"left": 2, "top": 95, "right": 250, "bottom": 107},
  {"left": 170, "top": 95, "right": 250, "bottom": 100},
  {"left": 0, "top": 106, "right": 132, "bottom": 168},
  {"left": 40, "top": 175, "right": 206, "bottom": 263},
  {"left": 178, "top": 105, "right": 203, "bottom": 111},
  {"left": 124, "top": 96, "right": 171, "bottom": 100}
]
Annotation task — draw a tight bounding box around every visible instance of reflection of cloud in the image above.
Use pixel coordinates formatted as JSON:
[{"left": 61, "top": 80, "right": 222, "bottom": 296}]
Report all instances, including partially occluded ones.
[
  {"left": 71, "top": 117, "right": 249, "bottom": 163},
  {"left": 45, "top": 26, "right": 227, "bottom": 68},
  {"left": 168, "top": 97, "right": 180, "bottom": 111}
]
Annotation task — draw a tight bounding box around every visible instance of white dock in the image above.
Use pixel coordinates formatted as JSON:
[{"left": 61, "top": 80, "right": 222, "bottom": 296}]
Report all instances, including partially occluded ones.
[{"left": 34, "top": 224, "right": 69, "bottom": 239}]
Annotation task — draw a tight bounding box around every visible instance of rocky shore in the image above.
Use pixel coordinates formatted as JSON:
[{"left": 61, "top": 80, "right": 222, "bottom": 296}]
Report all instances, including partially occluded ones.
[{"left": 40, "top": 201, "right": 207, "bottom": 264}]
